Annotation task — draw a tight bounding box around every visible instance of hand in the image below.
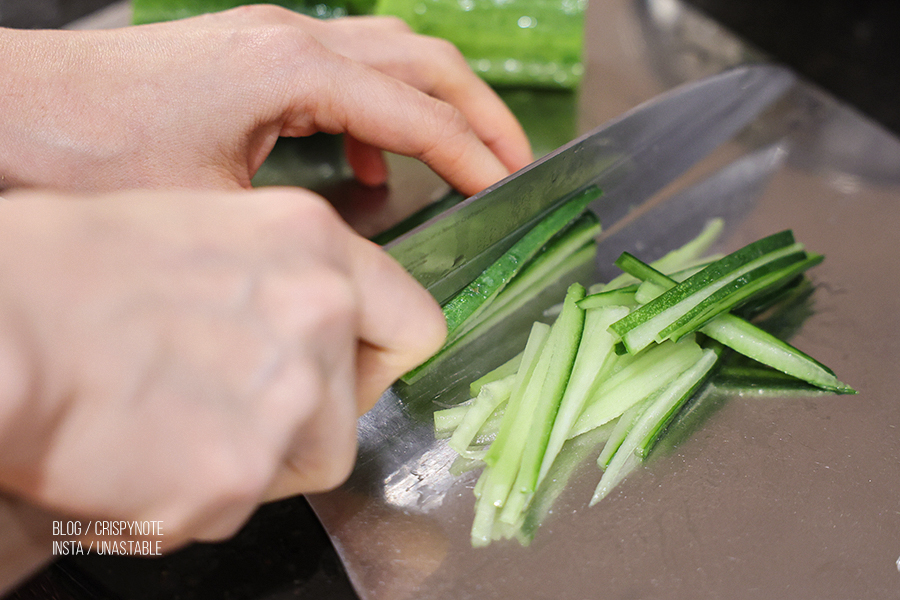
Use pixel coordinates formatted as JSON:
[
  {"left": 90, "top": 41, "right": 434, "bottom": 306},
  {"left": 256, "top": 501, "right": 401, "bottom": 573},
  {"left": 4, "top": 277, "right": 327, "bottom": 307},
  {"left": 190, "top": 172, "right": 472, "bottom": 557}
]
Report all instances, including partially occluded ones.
[
  {"left": 0, "top": 7, "right": 531, "bottom": 195},
  {"left": 0, "top": 186, "right": 446, "bottom": 548}
]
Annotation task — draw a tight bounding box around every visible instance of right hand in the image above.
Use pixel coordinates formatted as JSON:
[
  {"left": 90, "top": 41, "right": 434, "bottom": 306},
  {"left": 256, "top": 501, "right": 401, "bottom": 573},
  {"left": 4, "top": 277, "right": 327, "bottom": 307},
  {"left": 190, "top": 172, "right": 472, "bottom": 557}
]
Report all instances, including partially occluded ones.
[{"left": 0, "top": 186, "right": 446, "bottom": 549}]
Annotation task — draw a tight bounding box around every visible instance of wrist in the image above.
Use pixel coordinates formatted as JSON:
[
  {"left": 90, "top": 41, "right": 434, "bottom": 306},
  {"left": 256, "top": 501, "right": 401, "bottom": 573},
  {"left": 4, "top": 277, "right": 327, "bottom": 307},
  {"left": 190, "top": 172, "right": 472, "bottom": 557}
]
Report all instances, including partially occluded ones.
[{"left": 0, "top": 27, "right": 127, "bottom": 190}]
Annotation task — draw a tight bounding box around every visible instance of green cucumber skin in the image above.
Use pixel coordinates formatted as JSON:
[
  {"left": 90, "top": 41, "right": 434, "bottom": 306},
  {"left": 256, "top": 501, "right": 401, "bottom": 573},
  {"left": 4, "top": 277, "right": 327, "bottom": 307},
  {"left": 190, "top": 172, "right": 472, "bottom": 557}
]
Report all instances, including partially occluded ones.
[
  {"left": 452, "top": 211, "right": 600, "bottom": 342},
  {"left": 375, "top": 0, "right": 587, "bottom": 89},
  {"left": 401, "top": 239, "right": 596, "bottom": 385},
  {"left": 660, "top": 252, "right": 823, "bottom": 343},
  {"left": 132, "top": 0, "right": 371, "bottom": 24},
  {"left": 613, "top": 239, "right": 806, "bottom": 353},
  {"left": 614, "top": 251, "right": 855, "bottom": 393},
  {"left": 512, "top": 284, "right": 586, "bottom": 496},
  {"left": 611, "top": 230, "right": 797, "bottom": 339},
  {"left": 441, "top": 188, "right": 600, "bottom": 343}
]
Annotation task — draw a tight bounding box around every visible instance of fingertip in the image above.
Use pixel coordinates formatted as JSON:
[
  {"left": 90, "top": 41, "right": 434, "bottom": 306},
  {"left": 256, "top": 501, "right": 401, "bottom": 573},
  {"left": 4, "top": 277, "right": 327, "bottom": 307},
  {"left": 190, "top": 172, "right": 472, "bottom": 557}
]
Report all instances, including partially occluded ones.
[{"left": 344, "top": 135, "right": 390, "bottom": 187}]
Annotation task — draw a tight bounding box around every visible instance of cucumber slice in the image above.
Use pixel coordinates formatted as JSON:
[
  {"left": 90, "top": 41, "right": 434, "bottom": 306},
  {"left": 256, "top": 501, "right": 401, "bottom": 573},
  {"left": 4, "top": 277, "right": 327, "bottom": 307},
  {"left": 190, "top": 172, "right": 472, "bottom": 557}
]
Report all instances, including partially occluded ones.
[
  {"left": 701, "top": 314, "right": 855, "bottom": 394},
  {"left": 537, "top": 305, "right": 628, "bottom": 483},
  {"left": 483, "top": 322, "right": 551, "bottom": 468},
  {"left": 576, "top": 285, "right": 640, "bottom": 310},
  {"left": 570, "top": 338, "right": 705, "bottom": 438},
  {"left": 448, "top": 374, "right": 516, "bottom": 455},
  {"left": 611, "top": 232, "right": 804, "bottom": 353},
  {"left": 501, "top": 284, "right": 585, "bottom": 523},
  {"left": 595, "top": 217, "right": 725, "bottom": 293},
  {"left": 590, "top": 347, "right": 721, "bottom": 505},
  {"left": 469, "top": 352, "right": 523, "bottom": 397},
  {"left": 401, "top": 207, "right": 598, "bottom": 385},
  {"left": 659, "top": 252, "right": 823, "bottom": 343},
  {"left": 615, "top": 252, "right": 855, "bottom": 393},
  {"left": 442, "top": 187, "right": 600, "bottom": 345}
]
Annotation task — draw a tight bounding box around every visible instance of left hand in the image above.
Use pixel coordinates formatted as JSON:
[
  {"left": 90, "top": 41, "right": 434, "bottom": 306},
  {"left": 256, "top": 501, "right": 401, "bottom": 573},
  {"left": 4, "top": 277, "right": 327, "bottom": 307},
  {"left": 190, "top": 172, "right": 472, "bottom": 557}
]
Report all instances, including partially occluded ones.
[{"left": 0, "top": 7, "right": 532, "bottom": 195}]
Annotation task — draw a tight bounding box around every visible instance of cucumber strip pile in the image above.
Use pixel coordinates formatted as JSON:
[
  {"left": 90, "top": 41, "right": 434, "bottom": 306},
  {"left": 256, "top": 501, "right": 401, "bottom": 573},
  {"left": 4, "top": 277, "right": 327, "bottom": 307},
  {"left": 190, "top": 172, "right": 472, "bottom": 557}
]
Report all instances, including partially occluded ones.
[{"left": 432, "top": 222, "right": 855, "bottom": 547}]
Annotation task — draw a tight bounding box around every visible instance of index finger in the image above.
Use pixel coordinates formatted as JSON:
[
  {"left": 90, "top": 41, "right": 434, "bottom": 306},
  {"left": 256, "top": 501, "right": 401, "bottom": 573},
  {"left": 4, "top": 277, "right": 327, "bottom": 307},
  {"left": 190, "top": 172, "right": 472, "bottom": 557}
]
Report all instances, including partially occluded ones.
[{"left": 273, "top": 36, "right": 515, "bottom": 197}]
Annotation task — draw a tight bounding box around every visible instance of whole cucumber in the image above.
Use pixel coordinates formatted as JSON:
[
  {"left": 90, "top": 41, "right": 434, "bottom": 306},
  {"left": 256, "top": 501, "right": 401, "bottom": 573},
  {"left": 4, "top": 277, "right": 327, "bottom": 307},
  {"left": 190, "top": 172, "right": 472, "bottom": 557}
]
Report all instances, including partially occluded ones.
[{"left": 375, "top": 0, "right": 587, "bottom": 89}]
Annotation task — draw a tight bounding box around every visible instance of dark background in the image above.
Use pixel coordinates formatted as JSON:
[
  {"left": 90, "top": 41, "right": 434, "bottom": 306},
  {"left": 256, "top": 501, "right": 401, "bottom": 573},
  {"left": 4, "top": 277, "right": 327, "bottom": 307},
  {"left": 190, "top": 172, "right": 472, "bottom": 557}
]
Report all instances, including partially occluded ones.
[{"left": 2, "top": 0, "right": 898, "bottom": 598}]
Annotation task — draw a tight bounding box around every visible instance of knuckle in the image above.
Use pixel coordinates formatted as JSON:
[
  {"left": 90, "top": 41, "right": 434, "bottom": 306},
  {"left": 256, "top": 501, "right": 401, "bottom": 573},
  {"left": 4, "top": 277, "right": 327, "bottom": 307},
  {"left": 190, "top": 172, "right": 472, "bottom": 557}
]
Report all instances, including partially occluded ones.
[
  {"left": 430, "top": 100, "right": 471, "bottom": 140},
  {"left": 202, "top": 445, "right": 272, "bottom": 505},
  {"left": 291, "top": 430, "right": 357, "bottom": 492},
  {"left": 233, "top": 24, "right": 321, "bottom": 77},
  {"left": 418, "top": 101, "right": 472, "bottom": 165},
  {"left": 256, "top": 189, "right": 345, "bottom": 245},
  {"left": 256, "top": 266, "right": 357, "bottom": 345},
  {"left": 298, "top": 268, "right": 357, "bottom": 337},
  {"left": 371, "top": 15, "right": 413, "bottom": 33},
  {"left": 425, "top": 36, "right": 467, "bottom": 65},
  {"left": 228, "top": 3, "right": 295, "bottom": 23}
]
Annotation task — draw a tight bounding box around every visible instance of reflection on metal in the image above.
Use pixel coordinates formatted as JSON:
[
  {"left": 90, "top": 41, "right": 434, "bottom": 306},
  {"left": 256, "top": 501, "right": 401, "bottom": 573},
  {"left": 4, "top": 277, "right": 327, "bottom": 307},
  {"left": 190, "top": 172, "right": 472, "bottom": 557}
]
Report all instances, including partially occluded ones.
[{"left": 382, "top": 443, "right": 462, "bottom": 513}]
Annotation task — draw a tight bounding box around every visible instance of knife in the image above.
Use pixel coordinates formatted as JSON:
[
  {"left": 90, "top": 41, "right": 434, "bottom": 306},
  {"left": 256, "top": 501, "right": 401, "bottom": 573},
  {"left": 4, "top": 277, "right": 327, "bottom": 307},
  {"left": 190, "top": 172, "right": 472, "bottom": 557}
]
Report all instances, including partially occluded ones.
[{"left": 385, "top": 64, "right": 795, "bottom": 303}]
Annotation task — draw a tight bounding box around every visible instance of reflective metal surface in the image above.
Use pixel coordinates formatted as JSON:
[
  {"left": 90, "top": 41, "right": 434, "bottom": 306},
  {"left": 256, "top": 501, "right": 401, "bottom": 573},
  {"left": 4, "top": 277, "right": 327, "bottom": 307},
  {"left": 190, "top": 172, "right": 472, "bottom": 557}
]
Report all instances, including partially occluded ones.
[{"left": 308, "top": 1, "right": 900, "bottom": 598}]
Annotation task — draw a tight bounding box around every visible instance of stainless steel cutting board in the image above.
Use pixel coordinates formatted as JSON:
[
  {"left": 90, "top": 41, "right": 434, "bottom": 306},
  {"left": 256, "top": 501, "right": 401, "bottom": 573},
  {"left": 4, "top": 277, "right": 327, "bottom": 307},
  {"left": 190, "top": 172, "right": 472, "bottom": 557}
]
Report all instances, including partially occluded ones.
[{"left": 307, "top": 2, "right": 900, "bottom": 599}]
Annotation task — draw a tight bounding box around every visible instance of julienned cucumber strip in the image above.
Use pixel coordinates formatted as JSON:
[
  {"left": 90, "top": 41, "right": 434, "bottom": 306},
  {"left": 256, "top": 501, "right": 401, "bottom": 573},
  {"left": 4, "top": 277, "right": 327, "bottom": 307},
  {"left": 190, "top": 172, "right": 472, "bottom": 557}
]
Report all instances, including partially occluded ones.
[
  {"left": 701, "top": 314, "right": 854, "bottom": 393},
  {"left": 590, "top": 347, "right": 721, "bottom": 505},
  {"left": 632, "top": 260, "right": 719, "bottom": 304},
  {"left": 483, "top": 322, "right": 550, "bottom": 468},
  {"left": 469, "top": 352, "right": 523, "bottom": 397},
  {"left": 576, "top": 285, "right": 640, "bottom": 310},
  {"left": 596, "top": 398, "right": 649, "bottom": 468},
  {"left": 611, "top": 234, "right": 805, "bottom": 353},
  {"left": 483, "top": 287, "right": 584, "bottom": 514},
  {"left": 634, "top": 343, "right": 723, "bottom": 458},
  {"left": 616, "top": 253, "right": 855, "bottom": 393},
  {"left": 442, "top": 186, "right": 601, "bottom": 344},
  {"left": 448, "top": 374, "right": 516, "bottom": 455},
  {"left": 659, "top": 252, "right": 823, "bottom": 343},
  {"left": 538, "top": 305, "right": 628, "bottom": 484},
  {"left": 569, "top": 337, "right": 704, "bottom": 438},
  {"left": 501, "top": 284, "right": 585, "bottom": 523},
  {"left": 401, "top": 205, "right": 599, "bottom": 385},
  {"left": 594, "top": 217, "right": 725, "bottom": 293},
  {"left": 437, "top": 226, "right": 854, "bottom": 548},
  {"left": 453, "top": 212, "right": 600, "bottom": 343},
  {"left": 611, "top": 230, "right": 796, "bottom": 333},
  {"left": 402, "top": 239, "right": 596, "bottom": 384}
]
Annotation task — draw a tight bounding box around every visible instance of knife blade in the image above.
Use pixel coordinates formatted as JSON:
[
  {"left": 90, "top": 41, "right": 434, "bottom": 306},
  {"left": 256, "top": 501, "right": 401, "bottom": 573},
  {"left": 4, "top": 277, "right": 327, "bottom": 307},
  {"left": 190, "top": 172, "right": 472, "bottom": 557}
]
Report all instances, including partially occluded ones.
[{"left": 385, "top": 64, "right": 795, "bottom": 305}]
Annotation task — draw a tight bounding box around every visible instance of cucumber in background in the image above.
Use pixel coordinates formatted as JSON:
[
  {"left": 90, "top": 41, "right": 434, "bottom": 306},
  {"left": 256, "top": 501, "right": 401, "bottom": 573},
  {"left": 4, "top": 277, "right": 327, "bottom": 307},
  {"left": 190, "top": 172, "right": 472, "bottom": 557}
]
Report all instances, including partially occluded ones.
[
  {"left": 132, "top": 0, "right": 376, "bottom": 25},
  {"left": 375, "top": 0, "right": 587, "bottom": 89},
  {"left": 132, "top": 0, "right": 586, "bottom": 90}
]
